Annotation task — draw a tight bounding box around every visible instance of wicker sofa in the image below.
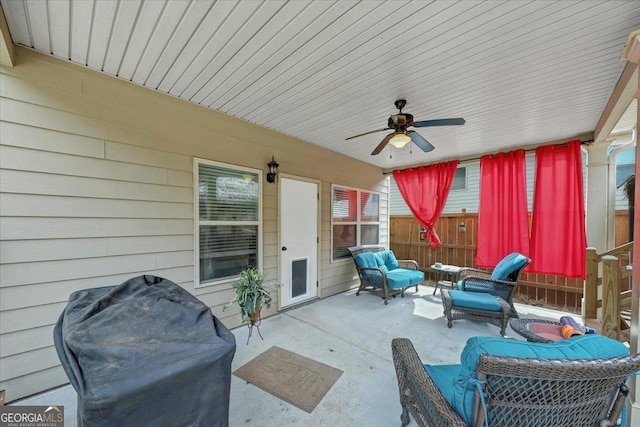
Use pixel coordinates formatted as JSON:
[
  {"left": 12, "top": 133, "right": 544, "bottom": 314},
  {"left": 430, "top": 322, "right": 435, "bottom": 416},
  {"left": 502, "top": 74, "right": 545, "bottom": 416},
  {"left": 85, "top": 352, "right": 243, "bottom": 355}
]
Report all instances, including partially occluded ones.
[
  {"left": 347, "top": 245, "right": 424, "bottom": 305},
  {"left": 391, "top": 335, "right": 640, "bottom": 427}
]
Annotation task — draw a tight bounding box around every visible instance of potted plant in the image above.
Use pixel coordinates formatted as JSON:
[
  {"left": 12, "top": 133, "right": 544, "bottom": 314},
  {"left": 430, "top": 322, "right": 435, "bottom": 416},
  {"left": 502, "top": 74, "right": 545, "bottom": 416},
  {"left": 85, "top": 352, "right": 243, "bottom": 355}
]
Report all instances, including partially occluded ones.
[{"left": 223, "top": 267, "right": 280, "bottom": 342}]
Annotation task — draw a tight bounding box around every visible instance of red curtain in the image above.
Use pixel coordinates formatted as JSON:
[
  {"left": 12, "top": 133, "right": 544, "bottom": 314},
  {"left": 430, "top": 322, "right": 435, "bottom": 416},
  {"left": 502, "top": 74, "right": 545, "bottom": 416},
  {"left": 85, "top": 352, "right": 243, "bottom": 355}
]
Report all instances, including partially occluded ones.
[
  {"left": 529, "top": 140, "right": 586, "bottom": 278},
  {"left": 393, "top": 160, "right": 459, "bottom": 247},
  {"left": 476, "top": 150, "right": 530, "bottom": 267}
]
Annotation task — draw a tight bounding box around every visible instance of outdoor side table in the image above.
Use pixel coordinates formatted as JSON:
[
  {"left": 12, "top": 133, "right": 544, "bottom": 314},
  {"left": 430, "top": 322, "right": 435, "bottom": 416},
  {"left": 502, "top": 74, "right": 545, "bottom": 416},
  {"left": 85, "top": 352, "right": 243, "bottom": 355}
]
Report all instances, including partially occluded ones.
[
  {"left": 510, "top": 318, "right": 563, "bottom": 343},
  {"left": 430, "top": 264, "right": 462, "bottom": 295}
]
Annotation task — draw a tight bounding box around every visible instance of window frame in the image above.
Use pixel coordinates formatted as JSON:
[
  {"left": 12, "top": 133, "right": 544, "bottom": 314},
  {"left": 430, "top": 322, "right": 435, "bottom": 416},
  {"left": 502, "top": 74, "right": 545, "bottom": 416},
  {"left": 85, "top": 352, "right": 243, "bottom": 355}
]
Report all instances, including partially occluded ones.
[
  {"left": 331, "top": 184, "right": 381, "bottom": 262},
  {"left": 193, "top": 158, "right": 263, "bottom": 288},
  {"left": 451, "top": 166, "right": 467, "bottom": 191}
]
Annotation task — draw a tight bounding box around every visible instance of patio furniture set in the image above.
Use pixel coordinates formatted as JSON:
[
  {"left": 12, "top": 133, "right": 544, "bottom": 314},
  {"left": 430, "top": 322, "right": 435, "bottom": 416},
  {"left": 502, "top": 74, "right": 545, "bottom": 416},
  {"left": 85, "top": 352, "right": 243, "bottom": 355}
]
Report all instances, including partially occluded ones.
[
  {"left": 348, "top": 246, "right": 640, "bottom": 426},
  {"left": 348, "top": 245, "right": 528, "bottom": 336}
]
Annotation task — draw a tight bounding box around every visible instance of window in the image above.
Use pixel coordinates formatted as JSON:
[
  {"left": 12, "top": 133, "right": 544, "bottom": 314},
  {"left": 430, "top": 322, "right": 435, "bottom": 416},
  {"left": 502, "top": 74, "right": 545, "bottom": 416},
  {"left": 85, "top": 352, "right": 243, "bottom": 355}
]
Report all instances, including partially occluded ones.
[
  {"left": 332, "top": 185, "right": 380, "bottom": 261},
  {"left": 195, "top": 159, "right": 261, "bottom": 287},
  {"left": 451, "top": 167, "right": 466, "bottom": 191}
]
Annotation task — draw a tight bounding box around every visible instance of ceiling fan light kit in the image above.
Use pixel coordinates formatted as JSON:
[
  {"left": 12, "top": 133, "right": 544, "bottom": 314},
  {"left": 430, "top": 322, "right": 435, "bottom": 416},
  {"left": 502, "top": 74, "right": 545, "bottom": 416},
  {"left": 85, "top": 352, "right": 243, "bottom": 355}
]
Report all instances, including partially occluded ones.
[
  {"left": 389, "top": 133, "right": 411, "bottom": 148},
  {"left": 345, "top": 99, "right": 465, "bottom": 156}
]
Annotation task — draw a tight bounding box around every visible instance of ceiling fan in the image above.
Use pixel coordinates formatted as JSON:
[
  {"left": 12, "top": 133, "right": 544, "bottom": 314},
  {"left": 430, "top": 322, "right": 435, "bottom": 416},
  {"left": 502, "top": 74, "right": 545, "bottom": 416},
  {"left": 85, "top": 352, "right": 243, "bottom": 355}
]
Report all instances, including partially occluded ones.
[{"left": 345, "top": 99, "right": 465, "bottom": 155}]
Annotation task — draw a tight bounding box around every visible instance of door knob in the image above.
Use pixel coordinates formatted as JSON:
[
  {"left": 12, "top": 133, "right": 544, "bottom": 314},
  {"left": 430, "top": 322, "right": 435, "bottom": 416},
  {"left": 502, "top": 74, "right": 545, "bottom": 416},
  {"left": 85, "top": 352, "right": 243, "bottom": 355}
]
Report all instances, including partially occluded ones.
[{"left": 282, "top": 246, "right": 287, "bottom": 251}]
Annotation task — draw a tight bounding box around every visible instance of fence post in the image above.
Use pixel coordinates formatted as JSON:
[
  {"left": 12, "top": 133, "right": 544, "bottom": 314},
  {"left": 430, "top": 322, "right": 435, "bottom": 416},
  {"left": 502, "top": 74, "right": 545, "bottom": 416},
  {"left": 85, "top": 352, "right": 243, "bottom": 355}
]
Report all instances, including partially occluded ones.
[
  {"left": 600, "top": 255, "right": 620, "bottom": 340},
  {"left": 584, "top": 247, "right": 599, "bottom": 319}
]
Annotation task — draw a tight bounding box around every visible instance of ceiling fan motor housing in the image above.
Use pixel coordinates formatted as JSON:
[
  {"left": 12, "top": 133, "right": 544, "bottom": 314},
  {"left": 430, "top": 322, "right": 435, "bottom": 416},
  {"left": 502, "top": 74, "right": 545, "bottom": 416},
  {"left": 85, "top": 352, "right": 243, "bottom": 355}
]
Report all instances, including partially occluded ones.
[{"left": 389, "top": 113, "right": 413, "bottom": 130}]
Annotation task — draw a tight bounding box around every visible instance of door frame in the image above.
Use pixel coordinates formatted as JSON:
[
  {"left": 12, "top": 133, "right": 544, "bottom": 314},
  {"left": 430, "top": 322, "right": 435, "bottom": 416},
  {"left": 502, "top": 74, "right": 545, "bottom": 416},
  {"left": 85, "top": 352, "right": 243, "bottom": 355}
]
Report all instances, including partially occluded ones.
[{"left": 277, "top": 173, "right": 321, "bottom": 310}]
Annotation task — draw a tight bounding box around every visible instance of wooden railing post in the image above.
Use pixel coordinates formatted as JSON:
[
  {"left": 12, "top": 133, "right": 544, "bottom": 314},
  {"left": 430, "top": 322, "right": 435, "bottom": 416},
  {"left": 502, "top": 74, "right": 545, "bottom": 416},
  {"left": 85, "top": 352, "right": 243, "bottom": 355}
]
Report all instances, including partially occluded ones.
[
  {"left": 584, "top": 247, "right": 599, "bottom": 319},
  {"left": 600, "top": 255, "right": 620, "bottom": 339}
]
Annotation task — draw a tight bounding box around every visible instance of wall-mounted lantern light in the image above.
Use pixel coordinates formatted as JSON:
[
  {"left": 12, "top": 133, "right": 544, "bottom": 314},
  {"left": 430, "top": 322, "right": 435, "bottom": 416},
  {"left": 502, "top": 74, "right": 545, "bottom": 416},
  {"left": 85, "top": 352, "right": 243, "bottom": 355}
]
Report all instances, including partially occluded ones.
[
  {"left": 266, "top": 156, "right": 279, "bottom": 183},
  {"left": 458, "top": 222, "right": 467, "bottom": 233}
]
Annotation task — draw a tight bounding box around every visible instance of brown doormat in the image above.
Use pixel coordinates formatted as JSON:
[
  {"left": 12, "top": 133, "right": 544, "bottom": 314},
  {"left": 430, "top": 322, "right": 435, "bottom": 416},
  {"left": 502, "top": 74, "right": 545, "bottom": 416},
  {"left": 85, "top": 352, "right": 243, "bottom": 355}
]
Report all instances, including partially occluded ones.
[{"left": 233, "top": 346, "right": 343, "bottom": 413}]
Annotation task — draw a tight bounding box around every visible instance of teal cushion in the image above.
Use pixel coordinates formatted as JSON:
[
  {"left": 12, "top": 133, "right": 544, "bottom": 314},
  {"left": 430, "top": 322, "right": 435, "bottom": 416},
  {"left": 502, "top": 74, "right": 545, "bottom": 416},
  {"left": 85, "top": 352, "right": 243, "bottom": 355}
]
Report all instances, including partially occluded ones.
[
  {"left": 457, "top": 280, "right": 463, "bottom": 290},
  {"left": 355, "top": 252, "right": 423, "bottom": 289},
  {"left": 490, "top": 252, "right": 528, "bottom": 281},
  {"left": 378, "top": 250, "right": 400, "bottom": 270},
  {"left": 354, "top": 252, "right": 378, "bottom": 269},
  {"left": 449, "top": 290, "right": 502, "bottom": 311},
  {"left": 424, "top": 364, "right": 462, "bottom": 409},
  {"left": 372, "top": 253, "right": 389, "bottom": 273},
  {"left": 394, "top": 268, "right": 424, "bottom": 285},
  {"left": 448, "top": 334, "right": 630, "bottom": 424},
  {"left": 385, "top": 271, "right": 410, "bottom": 289}
]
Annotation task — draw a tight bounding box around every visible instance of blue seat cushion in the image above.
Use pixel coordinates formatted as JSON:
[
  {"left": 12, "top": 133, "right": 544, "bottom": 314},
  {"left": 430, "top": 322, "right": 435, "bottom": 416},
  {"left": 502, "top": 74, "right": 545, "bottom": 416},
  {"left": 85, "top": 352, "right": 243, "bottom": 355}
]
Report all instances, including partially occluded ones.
[
  {"left": 490, "top": 252, "right": 528, "bottom": 281},
  {"left": 448, "top": 290, "right": 502, "bottom": 311},
  {"left": 441, "top": 334, "right": 631, "bottom": 424},
  {"left": 355, "top": 253, "right": 384, "bottom": 286},
  {"left": 394, "top": 268, "right": 424, "bottom": 285},
  {"left": 354, "top": 252, "right": 378, "bottom": 269},
  {"left": 377, "top": 250, "right": 400, "bottom": 270},
  {"left": 424, "top": 364, "right": 462, "bottom": 408},
  {"left": 384, "top": 271, "right": 410, "bottom": 289},
  {"left": 355, "top": 252, "right": 388, "bottom": 272}
]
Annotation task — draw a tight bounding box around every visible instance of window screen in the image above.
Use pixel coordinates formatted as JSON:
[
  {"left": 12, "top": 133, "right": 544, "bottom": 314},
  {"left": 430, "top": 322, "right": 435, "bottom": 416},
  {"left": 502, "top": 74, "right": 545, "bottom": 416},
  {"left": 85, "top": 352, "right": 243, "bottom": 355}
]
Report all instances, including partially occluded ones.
[
  {"left": 451, "top": 167, "right": 466, "bottom": 191},
  {"left": 196, "top": 161, "right": 260, "bottom": 286}
]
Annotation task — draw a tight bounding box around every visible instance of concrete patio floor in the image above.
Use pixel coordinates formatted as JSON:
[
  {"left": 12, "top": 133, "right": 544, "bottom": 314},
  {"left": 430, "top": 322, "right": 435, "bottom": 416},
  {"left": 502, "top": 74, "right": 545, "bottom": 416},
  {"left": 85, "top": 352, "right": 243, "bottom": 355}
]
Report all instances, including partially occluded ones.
[{"left": 12, "top": 282, "right": 577, "bottom": 427}]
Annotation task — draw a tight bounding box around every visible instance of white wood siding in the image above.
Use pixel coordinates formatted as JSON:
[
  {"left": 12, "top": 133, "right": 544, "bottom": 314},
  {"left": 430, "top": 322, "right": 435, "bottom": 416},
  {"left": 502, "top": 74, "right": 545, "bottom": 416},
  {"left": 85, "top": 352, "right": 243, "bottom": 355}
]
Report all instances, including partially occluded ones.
[
  {"left": 446, "top": 164, "right": 481, "bottom": 214},
  {"left": 0, "top": 48, "right": 387, "bottom": 402},
  {"left": 390, "top": 164, "right": 481, "bottom": 215}
]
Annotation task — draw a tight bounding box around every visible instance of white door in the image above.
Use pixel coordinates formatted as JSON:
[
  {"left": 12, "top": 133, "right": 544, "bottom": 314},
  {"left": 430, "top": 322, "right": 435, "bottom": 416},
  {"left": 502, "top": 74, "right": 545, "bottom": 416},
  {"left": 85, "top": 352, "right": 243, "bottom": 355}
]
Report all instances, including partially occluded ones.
[{"left": 280, "top": 177, "right": 318, "bottom": 307}]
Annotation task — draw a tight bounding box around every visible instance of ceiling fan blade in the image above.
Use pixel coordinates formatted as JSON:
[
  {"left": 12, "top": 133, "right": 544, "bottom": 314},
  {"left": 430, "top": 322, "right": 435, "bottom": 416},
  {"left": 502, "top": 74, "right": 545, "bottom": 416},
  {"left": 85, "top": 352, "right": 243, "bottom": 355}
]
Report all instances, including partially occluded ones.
[
  {"left": 345, "top": 127, "right": 392, "bottom": 140},
  {"left": 407, "top": 130, "right": 435, "bottom": 153},
  {"left": 371, "top": 132, "right": 396, "bottom": 155},
  {"left": 413, "top": 118, "right": 465, "bottom": 127}
]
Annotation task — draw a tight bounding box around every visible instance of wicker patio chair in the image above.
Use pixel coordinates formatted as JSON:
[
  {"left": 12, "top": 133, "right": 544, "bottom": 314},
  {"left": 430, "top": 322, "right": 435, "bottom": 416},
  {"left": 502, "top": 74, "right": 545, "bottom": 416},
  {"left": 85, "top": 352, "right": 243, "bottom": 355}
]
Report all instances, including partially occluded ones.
[
  {"left": 441, "top": 253, "right": 530, "bottom": 335},
  {"left": 391, "top": 337, "right": 640, "bottom": 427},
  {"left": 347, "top": 245, "right": 424, "bottom": 304}
]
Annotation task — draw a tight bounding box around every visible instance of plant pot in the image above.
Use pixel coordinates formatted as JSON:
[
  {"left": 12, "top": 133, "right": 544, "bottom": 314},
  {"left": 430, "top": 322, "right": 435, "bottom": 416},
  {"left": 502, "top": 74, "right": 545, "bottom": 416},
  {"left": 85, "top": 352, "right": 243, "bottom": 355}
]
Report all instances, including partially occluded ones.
[{"left": 247, "top": 307, "right": 261, "bottom": 325}]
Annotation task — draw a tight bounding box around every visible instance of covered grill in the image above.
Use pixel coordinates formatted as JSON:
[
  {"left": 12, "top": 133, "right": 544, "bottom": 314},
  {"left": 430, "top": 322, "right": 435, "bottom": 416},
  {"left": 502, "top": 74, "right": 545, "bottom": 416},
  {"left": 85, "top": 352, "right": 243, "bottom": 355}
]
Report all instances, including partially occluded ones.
[{"left": 54, "top": 275, "right": 236, "bottom": 427}]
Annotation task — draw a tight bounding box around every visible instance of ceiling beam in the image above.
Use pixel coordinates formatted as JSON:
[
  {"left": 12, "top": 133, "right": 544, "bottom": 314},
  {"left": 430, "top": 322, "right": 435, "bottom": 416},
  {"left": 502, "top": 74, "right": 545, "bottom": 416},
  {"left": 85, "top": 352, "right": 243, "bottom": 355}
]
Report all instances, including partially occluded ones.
[
  {"left": 0, "top": 3, "right": 15, "bottom": 67},
  {"left": 593, "top": 29, "right": 640, "bottom": 143},
  {"left": 621, "top": 29, "right": 640, "bottom": 63},
  {"left": 593, "top": 61, "right": 638, "bottom": 143}
]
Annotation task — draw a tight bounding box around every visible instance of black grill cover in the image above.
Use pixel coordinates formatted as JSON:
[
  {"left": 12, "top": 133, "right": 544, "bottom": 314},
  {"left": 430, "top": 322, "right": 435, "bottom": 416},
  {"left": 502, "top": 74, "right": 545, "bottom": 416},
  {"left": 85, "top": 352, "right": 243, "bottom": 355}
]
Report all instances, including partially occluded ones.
[{"left": 53, "top": 275, "right": 236, "bottom": 427}]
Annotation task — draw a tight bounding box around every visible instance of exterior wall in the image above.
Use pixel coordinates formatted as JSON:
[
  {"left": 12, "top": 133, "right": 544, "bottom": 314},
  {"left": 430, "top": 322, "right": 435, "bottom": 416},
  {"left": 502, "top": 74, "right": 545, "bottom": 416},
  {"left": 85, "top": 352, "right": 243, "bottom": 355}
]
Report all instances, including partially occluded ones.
[
  {"left": 447, "top": 163, "right": 482, "bottom": 213},
  {"left": 0, "top": 48, "right": 388, "bottom": 402}
]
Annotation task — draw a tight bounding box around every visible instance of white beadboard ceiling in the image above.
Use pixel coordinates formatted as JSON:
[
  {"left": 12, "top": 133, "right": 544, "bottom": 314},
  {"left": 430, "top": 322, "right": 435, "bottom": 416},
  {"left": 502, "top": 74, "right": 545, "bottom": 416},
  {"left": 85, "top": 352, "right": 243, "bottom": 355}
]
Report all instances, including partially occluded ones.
[{"left": 1, "top": 0, "right": 638, "bottom": 170}]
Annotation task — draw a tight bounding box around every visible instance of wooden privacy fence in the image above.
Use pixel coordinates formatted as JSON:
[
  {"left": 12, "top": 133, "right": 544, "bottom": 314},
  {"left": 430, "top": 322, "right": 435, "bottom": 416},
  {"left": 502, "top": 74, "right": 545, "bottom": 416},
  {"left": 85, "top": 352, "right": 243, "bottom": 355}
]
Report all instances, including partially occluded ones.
[{"left": 390, "top": 212, "right": 631, "bottom": 314}]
